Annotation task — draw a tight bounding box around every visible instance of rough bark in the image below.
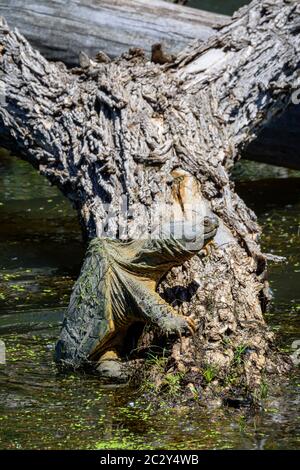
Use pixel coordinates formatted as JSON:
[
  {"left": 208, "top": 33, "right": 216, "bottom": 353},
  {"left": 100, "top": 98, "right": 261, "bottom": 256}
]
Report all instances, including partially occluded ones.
[
  {"left": 0, "top": 0, "right": 299, "bottom": 171},
  {"left": 0, "top": 0, "right": 299, "bottom": 400}
]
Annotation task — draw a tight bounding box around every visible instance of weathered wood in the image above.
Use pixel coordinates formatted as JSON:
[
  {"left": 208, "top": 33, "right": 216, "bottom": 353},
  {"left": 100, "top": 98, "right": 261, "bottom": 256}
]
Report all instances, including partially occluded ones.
[
  {"left": 0, "top": 0, "right": 299, "bottom": 171},
  {"left": 0, "top": 0, "right": 227, "bottom": 65},
  {"left": 0, "top": 0, "right": 299, "bottom": 398}
]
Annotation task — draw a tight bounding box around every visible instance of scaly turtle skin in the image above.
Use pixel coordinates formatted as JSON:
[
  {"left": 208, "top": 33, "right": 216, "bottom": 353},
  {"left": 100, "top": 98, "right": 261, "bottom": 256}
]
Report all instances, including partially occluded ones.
[{"left": 55, "top": 215, "right": 219, "bottom": 374}]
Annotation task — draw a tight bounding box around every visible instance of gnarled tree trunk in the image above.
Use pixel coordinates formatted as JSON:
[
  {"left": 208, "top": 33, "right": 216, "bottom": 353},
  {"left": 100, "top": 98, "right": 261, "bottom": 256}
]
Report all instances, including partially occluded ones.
[
  {"left": 1, "top": 0, "right": 299, "bottom": 171},
  {"left": 0, "top": 0, "right": 299, "bottom": 400}
]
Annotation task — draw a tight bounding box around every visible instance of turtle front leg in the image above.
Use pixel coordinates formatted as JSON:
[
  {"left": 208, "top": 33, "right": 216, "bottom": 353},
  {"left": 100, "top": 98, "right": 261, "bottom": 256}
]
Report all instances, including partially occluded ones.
[
  {"left": 128, "top": 278, "right": 198, "bottom": 337},
  {"left": 144, "top": 291, "right": 198, "bottom": 336}
]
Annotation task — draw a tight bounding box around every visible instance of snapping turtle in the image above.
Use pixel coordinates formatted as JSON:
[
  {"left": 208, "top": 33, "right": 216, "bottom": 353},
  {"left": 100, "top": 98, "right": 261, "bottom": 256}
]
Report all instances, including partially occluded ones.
[{"left": 55, "top": 215, "right": 219, "bottom": 378}]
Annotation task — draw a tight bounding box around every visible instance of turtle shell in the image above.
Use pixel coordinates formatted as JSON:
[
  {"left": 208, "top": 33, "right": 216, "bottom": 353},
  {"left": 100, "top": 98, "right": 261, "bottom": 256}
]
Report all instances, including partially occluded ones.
[
  {"left": 55, "top": 220, "right": 219, "bottom": 369},
  {"left": 55, "top": 239, "right": 112, "bottom": 368}
]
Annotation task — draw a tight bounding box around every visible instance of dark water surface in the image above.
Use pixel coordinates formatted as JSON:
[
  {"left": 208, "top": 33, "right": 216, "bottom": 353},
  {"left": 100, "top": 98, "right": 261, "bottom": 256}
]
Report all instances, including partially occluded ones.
[
  {"left": 0, "top": 0, "right": 299, "bottom": 450},
  {"left": 189, "top": 0, "right": 250, "bottom": 15}
]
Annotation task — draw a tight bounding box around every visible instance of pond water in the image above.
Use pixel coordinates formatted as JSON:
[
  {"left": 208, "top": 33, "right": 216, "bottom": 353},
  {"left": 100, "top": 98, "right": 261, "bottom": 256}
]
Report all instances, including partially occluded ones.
[
  {"left": 189, "top": 0, "right": 250, "bottom": 16},
  {"left": 0, "top": 154, "right": 299, "bottom": 450},
  {"left": 0, "top": 0, "right": 299, "bottom": 451}
]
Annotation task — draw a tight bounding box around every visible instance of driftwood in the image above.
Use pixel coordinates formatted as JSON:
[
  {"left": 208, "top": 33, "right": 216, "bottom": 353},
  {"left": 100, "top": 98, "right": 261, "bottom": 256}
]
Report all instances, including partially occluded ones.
[
  {"left": 0, "top": 0, "right": 299, "bottom": 398},
  {"left": 0, "top": 0, "right": 299, "bottom": 171}
]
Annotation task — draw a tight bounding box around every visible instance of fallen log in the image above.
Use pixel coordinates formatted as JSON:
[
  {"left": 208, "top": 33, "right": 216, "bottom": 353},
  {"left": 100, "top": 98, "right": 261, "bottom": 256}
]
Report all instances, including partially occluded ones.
[
  {"left": 0, "top": 0, "right": 227, "bottom": 65},
  {"left": 0, "top": 0, "right": 299, "bottom": 399},
  {"left": 0, "top": 0, "right": 299, "bottom": 171}
]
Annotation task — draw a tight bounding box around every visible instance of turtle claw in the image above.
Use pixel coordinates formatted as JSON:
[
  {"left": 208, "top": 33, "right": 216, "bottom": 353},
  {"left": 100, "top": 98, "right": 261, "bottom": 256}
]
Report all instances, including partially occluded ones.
[
  {"left": 187, "top": 313, "right": 200, "bottom": 333},
  {"left": 158, "top": 313, "right": 198, "bottom": 337},
  {"left": 185, "top": 315, "right": 198, "bottom": 335}
]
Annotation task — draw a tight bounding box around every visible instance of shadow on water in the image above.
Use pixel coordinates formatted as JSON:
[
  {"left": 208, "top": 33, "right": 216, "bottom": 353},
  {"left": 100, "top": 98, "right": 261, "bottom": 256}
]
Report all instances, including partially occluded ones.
[{"left": 0, "top": 151, "right": 299, "bottom": 450}]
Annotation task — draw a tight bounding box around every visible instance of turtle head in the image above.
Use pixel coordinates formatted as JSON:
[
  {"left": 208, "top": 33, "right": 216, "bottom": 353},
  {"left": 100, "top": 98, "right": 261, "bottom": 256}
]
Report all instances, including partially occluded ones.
[
  {"left": 160, "top": 214, "right": 219, "bottom": 252},
  {"left": 182, "top": 214, "right": 219, "bottom": 252},
  {"left": 203, "top": 215, "right": 219, "bottom": 242}
]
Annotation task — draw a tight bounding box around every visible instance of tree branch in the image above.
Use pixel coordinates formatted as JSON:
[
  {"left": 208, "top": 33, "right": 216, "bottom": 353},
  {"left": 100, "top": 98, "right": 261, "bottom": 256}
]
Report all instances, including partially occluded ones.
[
  {"left": 1, "top": 0, "right": 299, "bottom": 170},
  {"left": 175, "top": 0, "right": 300, "bottom": 158}
]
